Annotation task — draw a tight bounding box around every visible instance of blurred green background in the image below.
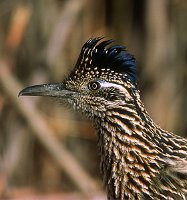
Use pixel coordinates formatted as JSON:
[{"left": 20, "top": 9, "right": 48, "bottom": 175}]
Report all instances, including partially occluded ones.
[{"left": 0, "top": 0, "right": 187, "bottom": 199}]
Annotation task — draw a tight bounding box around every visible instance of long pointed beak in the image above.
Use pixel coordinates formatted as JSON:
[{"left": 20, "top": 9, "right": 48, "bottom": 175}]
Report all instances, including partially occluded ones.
[{"left": 19, "top": 83, "right": 73, "bottom": 97}]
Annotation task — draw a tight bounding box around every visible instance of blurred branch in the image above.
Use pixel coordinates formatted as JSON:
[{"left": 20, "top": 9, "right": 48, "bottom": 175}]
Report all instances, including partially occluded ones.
[
  {"left": 10, "top": 190, "right": 106, "bottom": 200},
  {"left": 0, "top": 4, "right": 32, "bottom": 197},
  {"left": 5, "top": 5, "right": 32, "bottom": 51},
  {"left": 0, "top": 61, "right": 100, "bottom": 195},
  {"left": 0, "top": 124, "right": 30, "bottom": 198},
  {"left": 144, "top": 0, "right": 177, "bottom": 129},
  {"left": 46, "top": 0, "right": 88, "bottom": 66},
  {"left": 145, "top": 0, "right": 169, "bottom": 72}
]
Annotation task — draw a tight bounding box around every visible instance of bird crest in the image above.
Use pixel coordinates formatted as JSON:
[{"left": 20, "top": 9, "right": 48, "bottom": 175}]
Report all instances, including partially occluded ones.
[{"left": 75, "top": 37, "right": 137, "bottom": 83}]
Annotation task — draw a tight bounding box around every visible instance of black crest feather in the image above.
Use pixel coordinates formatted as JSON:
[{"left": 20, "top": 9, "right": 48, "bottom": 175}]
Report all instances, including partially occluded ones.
[{"left": 76, "top": 37, "right": 137, "bottom": 83}]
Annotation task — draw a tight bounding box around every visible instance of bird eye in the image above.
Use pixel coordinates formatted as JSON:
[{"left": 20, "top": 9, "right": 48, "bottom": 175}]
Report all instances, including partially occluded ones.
[{"left": 88, "top": 81, "right": 101, "bottom": 90}]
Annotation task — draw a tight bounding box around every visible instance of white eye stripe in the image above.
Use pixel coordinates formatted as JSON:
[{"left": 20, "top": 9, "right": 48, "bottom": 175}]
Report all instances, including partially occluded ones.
[
  {"left": 99, "top": 81, "right": 131, "bottom": 98},
  {"left": 100, "top": 82, "right": 124, "bottom": 91}
]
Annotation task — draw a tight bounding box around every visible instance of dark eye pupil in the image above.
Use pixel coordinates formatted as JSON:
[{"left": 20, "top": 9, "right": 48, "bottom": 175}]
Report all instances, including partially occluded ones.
[{"left": 89, "top": 81, "right": 100, "bottom": 90}]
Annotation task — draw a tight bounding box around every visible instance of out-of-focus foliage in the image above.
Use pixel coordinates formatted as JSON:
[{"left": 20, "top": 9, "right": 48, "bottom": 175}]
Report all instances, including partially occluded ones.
[{"left": 0, "top": 0, "right": 187, "bottom": 199}]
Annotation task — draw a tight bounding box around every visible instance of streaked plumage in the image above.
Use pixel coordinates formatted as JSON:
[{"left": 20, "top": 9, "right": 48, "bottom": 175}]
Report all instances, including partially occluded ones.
[{"left": 19, "top": 38, "right": 187, "bottom": 199}]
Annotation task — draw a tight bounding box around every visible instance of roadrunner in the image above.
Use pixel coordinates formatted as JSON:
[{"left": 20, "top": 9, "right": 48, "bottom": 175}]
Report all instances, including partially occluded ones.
[{"left": 19, "top": 38, "right": 187, "bottom": 199}]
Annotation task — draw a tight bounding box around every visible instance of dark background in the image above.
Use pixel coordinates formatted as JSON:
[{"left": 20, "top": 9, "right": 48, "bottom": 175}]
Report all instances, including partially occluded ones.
[{"left": 0, "top": 0, "right": 187, "bottom": 199}]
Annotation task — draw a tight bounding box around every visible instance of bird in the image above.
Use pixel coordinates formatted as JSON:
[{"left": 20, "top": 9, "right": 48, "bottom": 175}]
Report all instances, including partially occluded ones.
[{"left": 19, "top": 37, "right": 187, "bottom": 200}]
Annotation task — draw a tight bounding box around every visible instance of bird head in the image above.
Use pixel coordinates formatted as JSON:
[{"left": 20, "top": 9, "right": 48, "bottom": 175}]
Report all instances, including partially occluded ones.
[{"left": 19, "top": 38, "right": 138, "bottom": 120}]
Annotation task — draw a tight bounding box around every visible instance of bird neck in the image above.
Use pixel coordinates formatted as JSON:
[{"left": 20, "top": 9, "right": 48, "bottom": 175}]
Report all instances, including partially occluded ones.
[
  {"left": 94, "top": 89, "right": 187, "bottom": 199},
  {"left": 95, "top": 89, "right": 160, "bottom": 160},
  {"left": 95, "top": 90, "right": 164, "bottom": 199}
]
